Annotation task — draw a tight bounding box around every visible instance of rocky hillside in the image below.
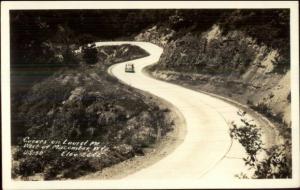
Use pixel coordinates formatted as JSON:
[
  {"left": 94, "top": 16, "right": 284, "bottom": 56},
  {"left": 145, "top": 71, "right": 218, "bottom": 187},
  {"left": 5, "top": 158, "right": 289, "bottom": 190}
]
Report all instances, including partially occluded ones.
[
  {"left": 136, "top": 13, "right": 291, "bottom": 131},
  {"left": 12, "top": 45, "right": 174, "bottom": 180}
]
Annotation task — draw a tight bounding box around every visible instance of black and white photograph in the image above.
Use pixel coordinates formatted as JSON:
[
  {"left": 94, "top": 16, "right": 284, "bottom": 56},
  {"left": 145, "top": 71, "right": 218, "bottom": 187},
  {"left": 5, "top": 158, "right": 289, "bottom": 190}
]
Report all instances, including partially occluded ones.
[{"left": 1, "top": 1, "right": 299, "bottom": 189}]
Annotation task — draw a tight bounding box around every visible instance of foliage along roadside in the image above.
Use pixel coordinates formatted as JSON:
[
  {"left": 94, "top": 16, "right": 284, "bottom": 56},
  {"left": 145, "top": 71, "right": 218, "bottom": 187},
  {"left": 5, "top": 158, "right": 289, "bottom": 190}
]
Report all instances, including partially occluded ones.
[{"left": 230, "top": 115, "right": 292, "bottom": 179}]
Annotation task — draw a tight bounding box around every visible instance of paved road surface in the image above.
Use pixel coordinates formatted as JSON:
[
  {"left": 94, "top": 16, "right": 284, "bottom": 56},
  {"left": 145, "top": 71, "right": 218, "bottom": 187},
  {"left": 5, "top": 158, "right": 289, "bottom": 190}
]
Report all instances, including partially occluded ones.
[{"left": 96, "top": 41, "right": 252, "bottom": 180}]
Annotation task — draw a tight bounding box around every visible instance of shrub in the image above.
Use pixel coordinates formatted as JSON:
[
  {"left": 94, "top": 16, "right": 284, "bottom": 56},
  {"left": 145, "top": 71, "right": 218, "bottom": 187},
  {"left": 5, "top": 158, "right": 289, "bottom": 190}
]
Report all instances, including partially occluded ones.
[
  {"left": 230, "top": 114, "right": 292, "bottom": 178},
  {"left": 16, "top": 157, "right": 43, "bottom": 177},
  {"left": 254, "top": 142, "right": 292, "bottom": 178},
  {"left": 272, "top": 55, "right": 290, "bottom": 74},
  {"left": 230, "top": 118, "right": 263, "bottom": 162},
  {"left": 250, "top": 102, "right": 287, "bottom": 126}
]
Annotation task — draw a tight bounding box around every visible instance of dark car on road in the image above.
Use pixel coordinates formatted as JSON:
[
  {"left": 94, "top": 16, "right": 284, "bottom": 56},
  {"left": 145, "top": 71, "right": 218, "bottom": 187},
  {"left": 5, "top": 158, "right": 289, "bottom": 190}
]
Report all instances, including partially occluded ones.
[{"left": 125, "top": 63, "right": 135, "bottom": 73}]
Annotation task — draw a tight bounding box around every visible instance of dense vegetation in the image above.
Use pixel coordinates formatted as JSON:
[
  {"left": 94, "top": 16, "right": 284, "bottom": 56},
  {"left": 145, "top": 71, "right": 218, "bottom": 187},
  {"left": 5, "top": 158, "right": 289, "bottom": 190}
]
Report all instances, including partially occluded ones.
[
  {"left": 218, "top": 10, "right": 289, "bottom": 51},
  {"left": 10, "top": 10, "right": 167, "bottom": 104},
  {"left": 218, "top": 10, "right": 290, "bottom": 73},
  {"left": 10, "top": 10, "right": 171, "bottom": 67},
  {"left": 152, "top": 32, "right": 257, "bottom": 75},
  {"left": 11, "top": 9, "right": 289, "bottom": 67},
  {"left": 149, "top": 9, "right": 290, "bottom": 75},
  {"left": 230, "top": 116, "right": 292, "bottom": 178},
  {"left": 12, "top": 45, "right": 172, "bottom": 180}
]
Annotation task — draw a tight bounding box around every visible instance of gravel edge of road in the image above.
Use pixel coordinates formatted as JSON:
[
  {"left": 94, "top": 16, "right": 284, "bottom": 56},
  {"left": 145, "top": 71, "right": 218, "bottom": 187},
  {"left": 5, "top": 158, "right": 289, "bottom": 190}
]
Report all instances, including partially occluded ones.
[{"left": 144, "top": 67, "right": 282, "bottom": 149}]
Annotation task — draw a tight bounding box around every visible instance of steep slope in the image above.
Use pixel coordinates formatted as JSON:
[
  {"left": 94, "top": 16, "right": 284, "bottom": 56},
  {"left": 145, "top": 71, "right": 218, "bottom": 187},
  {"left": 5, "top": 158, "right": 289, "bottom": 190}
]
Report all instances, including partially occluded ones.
[{"left": 136, "top": 24, "right": 290, "bottom": 133}]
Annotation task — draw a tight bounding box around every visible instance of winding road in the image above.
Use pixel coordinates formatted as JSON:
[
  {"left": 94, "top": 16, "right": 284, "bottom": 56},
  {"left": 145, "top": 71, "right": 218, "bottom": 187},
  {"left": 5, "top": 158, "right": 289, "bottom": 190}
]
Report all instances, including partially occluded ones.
[{"left": 96, "top": 42, "right": 253, "bottom": 179}]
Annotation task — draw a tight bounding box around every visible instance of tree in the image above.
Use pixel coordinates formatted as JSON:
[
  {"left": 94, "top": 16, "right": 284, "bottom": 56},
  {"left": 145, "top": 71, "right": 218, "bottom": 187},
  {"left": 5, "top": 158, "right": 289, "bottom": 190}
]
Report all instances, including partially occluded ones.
[
  {"left": 62, "top": 47, "right": 79, "bottom": 67},
  {"left": 82, "top": 43, "right": 98, "bottom": 64}
]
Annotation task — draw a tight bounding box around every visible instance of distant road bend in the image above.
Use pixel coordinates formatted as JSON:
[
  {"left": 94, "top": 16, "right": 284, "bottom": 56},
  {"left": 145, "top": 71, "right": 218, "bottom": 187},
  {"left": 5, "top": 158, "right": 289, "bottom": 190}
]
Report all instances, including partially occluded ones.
[{"left": 95, "top": 41, "right": 251, "bottom": 180}]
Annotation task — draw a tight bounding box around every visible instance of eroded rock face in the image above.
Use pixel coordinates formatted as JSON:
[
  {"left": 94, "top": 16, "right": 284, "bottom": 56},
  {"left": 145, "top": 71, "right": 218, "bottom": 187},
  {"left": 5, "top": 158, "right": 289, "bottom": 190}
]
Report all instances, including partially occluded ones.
[
  {"left": 132, "top": 126, "right": 156, "bottom": 147},
  {"left": 66, "top": 87, "right": 86, "bottom": 103},
  {"left": 135, "top": 25, "right": 175, "bottom": 47},
  {"left": 112, "top": 144, "right": 134, "bottom": 157},
  {"left": 137, "top": 24, "right": 290, "bottom": 125},
  {"left": 97, "top": 111, "right": 118, "bottom": 126}
]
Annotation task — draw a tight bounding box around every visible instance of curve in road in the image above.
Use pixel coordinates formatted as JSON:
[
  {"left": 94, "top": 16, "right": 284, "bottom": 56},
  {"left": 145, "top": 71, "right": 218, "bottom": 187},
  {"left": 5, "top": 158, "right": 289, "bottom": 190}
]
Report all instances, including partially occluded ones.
[{"left": 96, "top": 41, "right": 252, "bottom": 180}]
